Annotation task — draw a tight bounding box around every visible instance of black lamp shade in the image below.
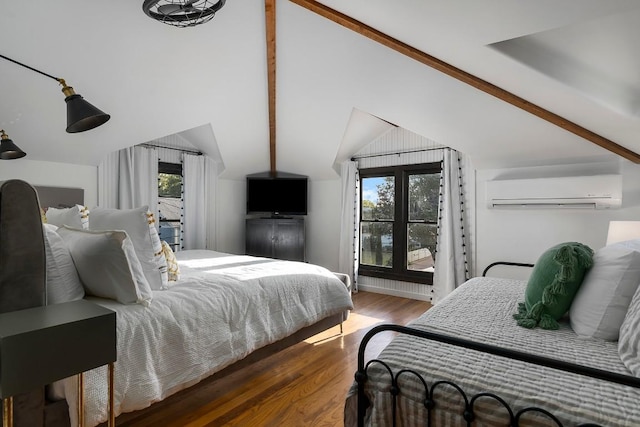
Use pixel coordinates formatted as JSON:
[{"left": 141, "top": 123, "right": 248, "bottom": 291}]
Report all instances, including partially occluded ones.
[
  {"left": 0, "top": 137, "right": 26, "bottom": 160},
  {"left": 65, "top": 94, "right": 111, "bottom": 133}
]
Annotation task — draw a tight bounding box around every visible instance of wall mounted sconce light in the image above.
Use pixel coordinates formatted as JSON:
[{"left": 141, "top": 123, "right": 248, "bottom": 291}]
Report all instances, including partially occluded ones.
[
  {"left": 0, "top": 130, "right": 26, "bottom": 160},
  {"left": 0, "top": 53, "right": 110, "bottom": 133}
]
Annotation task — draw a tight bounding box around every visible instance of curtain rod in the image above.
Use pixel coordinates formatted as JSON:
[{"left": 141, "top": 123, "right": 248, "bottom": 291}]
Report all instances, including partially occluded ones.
[
  {"left": 139, "top": 143, "right": 203, "bottom": 155},
  {"left": 351, "top": 146, "right": 447, "bottom": 161}
]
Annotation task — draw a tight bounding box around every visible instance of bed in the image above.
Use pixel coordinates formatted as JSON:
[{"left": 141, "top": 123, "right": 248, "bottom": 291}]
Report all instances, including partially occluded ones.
[
  {"left": 59, "top": 249, "right": 353, "bottom": 427},
  {"left": 0, "top": 180, "right": 353, "bottom": 427},
  {"left": 345, "top": 247, "right": 640, "bottom": 426}
]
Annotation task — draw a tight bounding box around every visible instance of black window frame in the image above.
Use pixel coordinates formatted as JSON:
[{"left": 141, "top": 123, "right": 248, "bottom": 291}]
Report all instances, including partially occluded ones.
[
  {"left": 159, "top": 161, "right": 183, "bottom": 177},
  {"left": 358, "top": 162, "right": 441, "bottom": 285},
  {"left": 158, "top": 161, "right": 183, "bottom": 251}
]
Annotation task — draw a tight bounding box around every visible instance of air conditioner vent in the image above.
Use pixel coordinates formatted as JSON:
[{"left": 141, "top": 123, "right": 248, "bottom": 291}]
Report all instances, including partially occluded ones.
[{"left": 486, "top": 175, "right": 622, "bottom": 209}]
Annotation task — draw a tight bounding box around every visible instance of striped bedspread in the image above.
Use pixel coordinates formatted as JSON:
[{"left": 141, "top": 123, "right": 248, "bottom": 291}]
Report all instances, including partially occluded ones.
[{"left": 345, "top": 277, "right": 640, "bottom": 426}]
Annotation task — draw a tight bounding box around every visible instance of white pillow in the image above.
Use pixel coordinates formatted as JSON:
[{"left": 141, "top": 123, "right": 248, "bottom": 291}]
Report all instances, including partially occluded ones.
[
  {"left": 612, "top": 238, "right": 640, "bottom": 252},
  {"left": 45, "top": 205, "right": 90, "bottom": 229},
  {"left": 570, "top": 243, "right": 640, "bottom": 340},
  {"left": 619, "top": 284, "right": 640, "bottom": 376},
  {"left": 89, "top": 206, "right": 168, "bottom": 290},
  {"left": 56, "top": 226, "right": 153, "bottom": 306},
  {"left": 42, "top": 223, "right": 85, "bottom": 304}
]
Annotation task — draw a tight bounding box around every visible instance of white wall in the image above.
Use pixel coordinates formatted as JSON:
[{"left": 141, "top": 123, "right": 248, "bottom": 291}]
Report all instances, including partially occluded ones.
[
  {"left": 306, "top": 179, "right": 342, "bottom": 271},
  {"left": 213, "top": 177, "right": 343, "bottom": 272},
  {"left": 0, "top": 159, "right": 98, "bottom": 206},
  {"left": 173, "top": 152, "right": 640, "bottom": 300},
  {"left": 14, "top": 150, "right": 638, "bottom": 300},
  {"left": 476, "top": 159, "right": 640, "bottom": 280},
  {"left": 214, "top": 178, "right": 246, "bottom": 255}
]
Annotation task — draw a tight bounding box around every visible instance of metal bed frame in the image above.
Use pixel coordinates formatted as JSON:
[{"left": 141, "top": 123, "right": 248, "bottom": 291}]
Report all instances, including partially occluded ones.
[
  {"left": 356, "top": 324, "right": 640, "bottom": 427},
  {"left": 355, "top": 262, "right": 640, "bottom": 427},
  {"left": 480, "top": 261, "right": 534, "bottom": 277}
]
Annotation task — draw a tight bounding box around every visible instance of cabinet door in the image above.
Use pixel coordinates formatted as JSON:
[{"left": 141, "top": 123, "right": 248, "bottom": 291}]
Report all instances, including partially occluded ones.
[
  {"left": 274, "top": 220, "right": 305, "bottom": 261},
  {"left": 246, "top": 219, "right": 274, "bottom": 258}
]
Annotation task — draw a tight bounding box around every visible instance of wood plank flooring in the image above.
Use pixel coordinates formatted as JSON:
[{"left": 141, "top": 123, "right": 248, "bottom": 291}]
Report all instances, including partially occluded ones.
[{"left": 115, "top": 291, "right": 431, "bottom": 426}]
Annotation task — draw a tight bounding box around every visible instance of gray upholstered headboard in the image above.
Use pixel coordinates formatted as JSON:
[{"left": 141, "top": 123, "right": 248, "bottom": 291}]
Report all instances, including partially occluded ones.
[
  {"left": 0, "top": 179, "right": 48, "bottom": 426},
  {"left": 0, "top": 179, "right": 46, "bottom": 313},
  {"left": 34, "top": 185, "right": 84, "bottom": 209}
]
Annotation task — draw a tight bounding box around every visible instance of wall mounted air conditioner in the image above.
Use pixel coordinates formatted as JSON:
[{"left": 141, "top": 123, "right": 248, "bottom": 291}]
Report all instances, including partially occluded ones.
[{"left": 486, "top": 174, "right": 622, "bottom": 209}]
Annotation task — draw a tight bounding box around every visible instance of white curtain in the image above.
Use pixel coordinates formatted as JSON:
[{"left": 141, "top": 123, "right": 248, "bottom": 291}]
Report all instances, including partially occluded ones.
[
  {"left": 338, "top": 161, "right": 360, "bottom": 291},
  {"left": 99, "top": 145, "right": 217, "bottom": 251},
  {"left": 204, "top": 157, "right": 218, "bottom": 251},
  {"left": 97, "top": 146, "right": 158, "bottom": 218},
  {"left": 182, "top": 153, "right": 207, "bottom": 250},
  {"left": 97, "top": 150, "right": 119, "bottom": 208},
  {"left": 433, "top": 148, "right": 469, "bottom": 303}
]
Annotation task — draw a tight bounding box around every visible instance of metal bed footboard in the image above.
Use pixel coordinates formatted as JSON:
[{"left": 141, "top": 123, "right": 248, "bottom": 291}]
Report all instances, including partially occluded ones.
[
  {"left": 481, "top": 261, "right": 534, "bottom": 277},
  {"left": 356, "top": 324, "right": 640, "bottom": 427}
]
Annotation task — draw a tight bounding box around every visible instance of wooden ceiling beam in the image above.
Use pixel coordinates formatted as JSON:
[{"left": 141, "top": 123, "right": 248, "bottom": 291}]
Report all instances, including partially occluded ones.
[
  {"left": 265, "top": 0, "right": 277, "bottom": 175},
  {"left": 289, "top": 0, "right": 640, "bottom": 164}
]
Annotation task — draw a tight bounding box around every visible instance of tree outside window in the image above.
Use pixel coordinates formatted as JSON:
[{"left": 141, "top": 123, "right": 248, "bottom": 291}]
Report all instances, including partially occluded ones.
[{"left": 359, "top": 163, "right": 441, "bottom": 284}]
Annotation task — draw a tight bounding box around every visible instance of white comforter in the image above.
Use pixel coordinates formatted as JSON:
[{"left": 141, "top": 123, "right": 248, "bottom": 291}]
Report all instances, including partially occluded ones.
[{"left": 57, "top": 250, "right": 353, "bottom": 427}]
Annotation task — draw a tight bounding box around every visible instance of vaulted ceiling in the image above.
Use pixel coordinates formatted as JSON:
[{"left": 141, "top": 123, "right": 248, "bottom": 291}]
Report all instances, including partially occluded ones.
[{"left": 1, "top": 0, "right": 640, "bottom": 179}]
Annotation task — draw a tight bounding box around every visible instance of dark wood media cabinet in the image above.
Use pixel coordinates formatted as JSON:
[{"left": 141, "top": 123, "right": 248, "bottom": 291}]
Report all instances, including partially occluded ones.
[{"left": 245, "top": 217, "right": 305, "bottom": 262}]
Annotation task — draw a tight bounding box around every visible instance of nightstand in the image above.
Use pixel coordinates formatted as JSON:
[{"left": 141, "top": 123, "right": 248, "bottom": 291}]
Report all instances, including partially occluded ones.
[{"left": 0, "top": 299, "right": 116, "bottom": 427}]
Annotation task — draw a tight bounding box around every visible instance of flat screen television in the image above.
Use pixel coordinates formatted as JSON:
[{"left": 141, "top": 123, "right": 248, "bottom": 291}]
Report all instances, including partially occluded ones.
[{"left": 246, "top": 173, "right": 308, "bottom": 216}]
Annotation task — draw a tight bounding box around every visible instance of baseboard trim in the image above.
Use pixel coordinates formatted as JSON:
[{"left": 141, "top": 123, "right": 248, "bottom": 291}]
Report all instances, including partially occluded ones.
[{"left": 357, "top": 284, "right": 432, "bottom": 302}]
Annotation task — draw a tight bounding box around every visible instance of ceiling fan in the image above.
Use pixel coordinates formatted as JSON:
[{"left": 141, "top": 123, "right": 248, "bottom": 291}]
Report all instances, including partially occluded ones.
[{"left": 142, "top": 0, "right": 226, "bottom": 28}]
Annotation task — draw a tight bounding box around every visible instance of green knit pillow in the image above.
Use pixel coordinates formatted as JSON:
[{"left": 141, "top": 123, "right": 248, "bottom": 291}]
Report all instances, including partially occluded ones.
[{"left": 514, "top": 242, "right": 593, "bottom": 330}]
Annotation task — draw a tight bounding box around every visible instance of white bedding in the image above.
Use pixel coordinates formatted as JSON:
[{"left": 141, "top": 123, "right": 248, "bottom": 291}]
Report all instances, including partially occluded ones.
[
  {"left": 56, "top": 250, "right": 353, "bottom": 427},
  {"left": 345, "top": 277, "right": 640, "bottom": 426}
]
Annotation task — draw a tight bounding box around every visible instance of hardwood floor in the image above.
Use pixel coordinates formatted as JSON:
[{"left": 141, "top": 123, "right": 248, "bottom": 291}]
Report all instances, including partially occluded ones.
[{"left": 115, "top": 291, "right": 431, "bottom": 427}]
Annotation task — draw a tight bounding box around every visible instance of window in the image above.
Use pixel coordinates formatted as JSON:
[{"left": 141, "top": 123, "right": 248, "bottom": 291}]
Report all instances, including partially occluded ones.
[
  {"left": 359, "top": 163, "right": 441, "bottom": 284},
  {"left": 158, "top": 162, "right": 183, "bottom": 251}
]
